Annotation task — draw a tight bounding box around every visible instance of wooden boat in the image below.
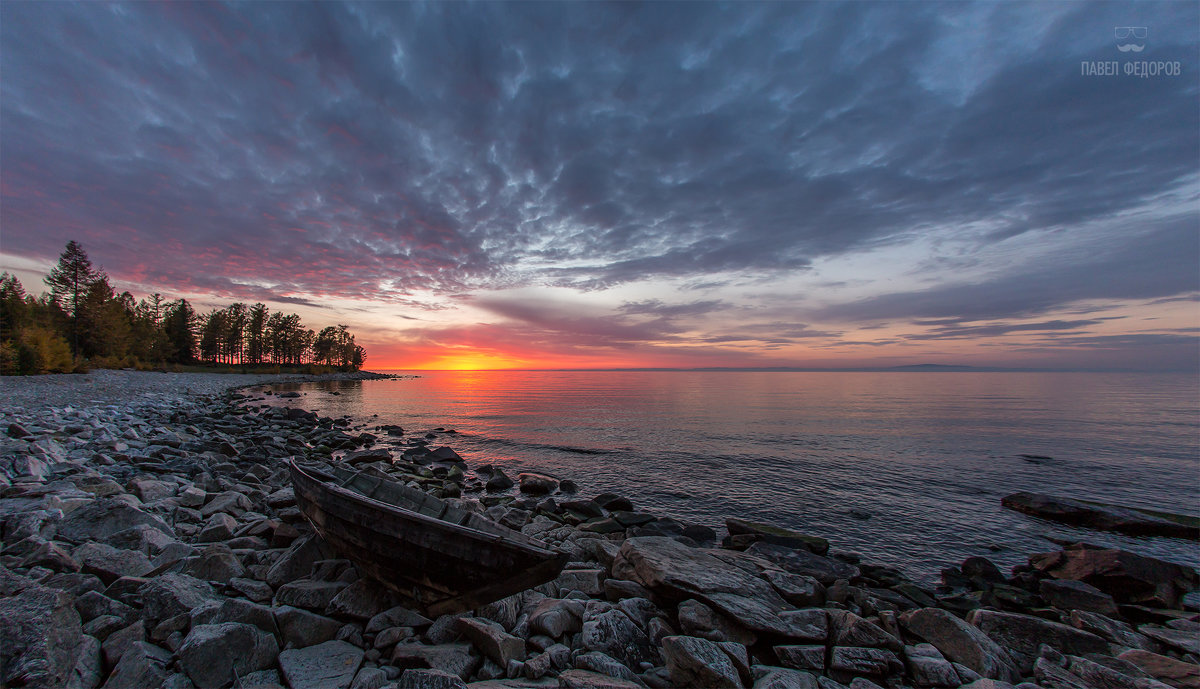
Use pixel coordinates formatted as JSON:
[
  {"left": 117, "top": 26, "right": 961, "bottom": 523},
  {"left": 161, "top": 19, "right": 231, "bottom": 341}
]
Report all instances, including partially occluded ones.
[{"left": 288, "top": 458, "right": 568, "bottom": 616}]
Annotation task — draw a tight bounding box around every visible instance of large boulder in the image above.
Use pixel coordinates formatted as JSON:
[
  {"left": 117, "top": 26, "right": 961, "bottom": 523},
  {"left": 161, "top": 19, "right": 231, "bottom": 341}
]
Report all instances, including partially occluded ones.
[
  {"left": 726, "top": 519, "right": 829, "bottom": 555},
  {"left": 458, "top": 617, "right": 526, "bottom": 667},
  {"left": 899, "top": 608, "right": 1019, "bottom": 683},
  {"left": 280, "top": 639, "right": 364, "bottom": 689},
  {"left": 966, "top": 609, "right": 1108, "bottom": 674},
  {"left": 391, "top": 643, "right": 479, "bottom": 680},
  {"left": 178, "top": 622, "right": 279, "bottom": 688},
  {"left": 57, "top": 497, "right": 175, "bottom": 542},
  {"left": 275, "top": 605, "right": 344, "bottom": 648},
  {"left": 1001, "top": 492, "right": 1199, "bottom": 539},
  {"left": 326, "top": 578, "right": 400, "bottom": 620},
  {"left": 73, "top": 543, "right": 154, "bottom": 585},
  {"left": 100, "top": 641, "right": 171, "bottom": 689},
  {"left": 581, "top": 608, "right": 657, "bottom": 669},
  {"left": 138, "top": 573, "right": 217, "bottom": 623},
  {"left": 1029, "top": 544, "right": 1199, "bottom": 608},
  {"left": 0, "top": 584, "right": 84, "bottom": 689},
  {"left": 266, "top": 534, "right": 335, "bottom": 588},
  {"left": 1118, "top": 649, "right": 1200, "bottom": 689},
  {"left": 518, "top": 473, "right": 559, "bottom": 495},
  {"left": 743, "top": 542, "right": 860, "bottom": 585},
  {"left": 661, "top": 635, "right": 743, "bottom": 688},
  {"left": 613, "top": 537, "right": 803, "bottom": 636}
]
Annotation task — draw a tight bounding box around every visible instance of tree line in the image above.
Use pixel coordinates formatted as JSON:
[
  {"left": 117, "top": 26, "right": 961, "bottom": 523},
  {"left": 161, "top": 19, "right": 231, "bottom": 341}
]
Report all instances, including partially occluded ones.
[{"left": 1, "top": 241, "right": 366, "bottom": 375}]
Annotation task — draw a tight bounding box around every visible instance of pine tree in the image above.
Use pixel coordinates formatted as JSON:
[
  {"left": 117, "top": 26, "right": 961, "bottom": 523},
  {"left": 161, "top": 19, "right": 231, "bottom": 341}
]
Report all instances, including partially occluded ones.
[{"left": 44, "top": 241, "right": 102, "bottom": 358}]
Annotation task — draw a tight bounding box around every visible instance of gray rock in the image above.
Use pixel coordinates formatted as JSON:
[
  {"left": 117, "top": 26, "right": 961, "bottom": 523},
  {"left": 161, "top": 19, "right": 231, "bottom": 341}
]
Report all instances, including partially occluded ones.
[
  {"left": 605, "top": 579, "right": 655, "bottom": 602},
  {"left": 518, "top": 473, "right": 559, "bottom": 495},
  {"left": 1064, "top": 653, "right": 1162, "bottom": 689},
  {"left": 20, "top": 539, "right": 80, "bottom": 572},
  {"left": 1139, "top": 625, "right": 1200, "bottom": 656},
  {"left": 351, "top": 666, "right": 390, "bottom": 689},
  {"left": 75, "top": 590, "right": 136, "bottom": 624},
  {"left": 276, "top": 578, "right": 351, "bottom": 610},
  {"left": 83, "top": 614, "right": 128, "bottom": 641},
  {"left": 70, "top": 633, "right": 103, "bottom": 689},
  {"left": 100, "top": 641, "right": 171, "bottom": 689},
  {"left": 1033, "top": 655, "right": 1091, "bottom": 689},
  {"left": 661, "top": 635, "right": 742, "bottom": 688},
  {"left": 827, "top": 647, "right": 903, "bottom": 678},
  {"left": 459, "top": 617, "right": 527, "bottom": 666},
  {"left": 73, "top": 542, "right": 153, "bottom": 585},
  {"left": 900, "top": 607, "right": 1020, "bottom": 683},
  {"left": 426, "top": 613, "right": 470, "bottom": 644},
  {"left": 178, "top": 622, "right": 279, "bottom": 688},
  {"left": 574, "top": 651, "right": 647, "bottom": 686},
  {"left": 1068, "top": 610, "right": 1157, "bottom": 651},
  {"left": 280, "top": 639, "right": 365, "bottom": 689},
  {"left": 189, "top": 597, "right": 275, "bottom": 635},
  {"left": 179, "top": 544, "right": 246, "bottom": 583},
  {"left": 559, "top": 669, "right": 645, "bottom": 688},
  {"left": 397, "top": 667, "right": 468, "bottom": 688},
  {"left": 196, "top": 512, "right": 238, "bottom": 543},
  {"left": 0, "top": 583, "right": 83, "bottom": 689},
  {"left": 104, "top": 523, "right": 177, "bottom": 556},
  {"left": 763, "top": 570, "right": 825, "bottom": 608},
  {"left": 391, "top": 643, "right": 480, "bottom": 680},
  {"left": 266, "top": 534, "right": 334, "bottom": 588},
  {"left": 523, "top": 643, "right": 571, "bottom": 679},
  {"left": 774, "top": 646, "right": 825, "bottom": 672},
  {"left": 904, "top": 644, "right": 960, "bottom": 688},
  {"left": 678, "top": 598, "right": 757, "bottom": 646},
  {"left": 366, "top": 605, "right": 433, "bottom": 633},
  {"left": 131, "top": 479, "right": 176, "bottom": 503},
  {"left": 957, "top": 681, "right": 1016, "bottom": 689},
  {"left": 616, "top": 598, "right": 659, "bottom": 631},
  {"left": 555, "top": 568, "right": 607, "bottom": 597},
  {"left": 230, "top": 577, "right": 274, "bottom": 603},
  {"left": 276, "top": 605, "right": 344, "bottom": 648},
  {"left": 581, "top": 608, "right": 657, "bottom": 669},
  {"left": 827, "top": 610, "right": 902, "bottom": 651},
  {"left": 966, "top": 608, "right": 1109, "bottom": 674},
  {"left": 327, "top": 578, "right": 400, "bottom": 620},
  {"left": 138, "top": 573, "right": 217, "bottom": 623},
  {"left": 101, "top": 620, "right": 146, "bottom": 667},
  {"left": 751, "top": 666, "right": 821, "bottom": 689},
  {"left": 1118, "top": 649, "right": 1200, "bottom": 689},
  {"left": 1039, "top": 579, "right": 1120, "bottom": 616},
  {"left": 199, "top": 490, "right": 252, "bottom": 517},
  {"left": 58, "top": 497, "right": 175, "bottom": 542},
  {"left": 744, "top": 542, "right": 860, "bottom": 586},
  {"left": 529, "top": 598, "right": 585, "bottom": 638}
]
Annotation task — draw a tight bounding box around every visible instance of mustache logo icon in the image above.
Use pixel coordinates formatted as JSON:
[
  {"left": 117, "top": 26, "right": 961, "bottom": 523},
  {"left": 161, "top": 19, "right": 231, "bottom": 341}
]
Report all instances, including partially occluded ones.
[{"left": 1115, "top": 26, "right": 1147, "bottom": 52}]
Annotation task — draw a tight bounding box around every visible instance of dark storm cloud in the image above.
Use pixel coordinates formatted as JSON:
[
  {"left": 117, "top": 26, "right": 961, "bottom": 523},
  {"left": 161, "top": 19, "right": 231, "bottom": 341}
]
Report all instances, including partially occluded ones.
[{"left": 1, "top": 1, "right": 1197, "bottom": 321}]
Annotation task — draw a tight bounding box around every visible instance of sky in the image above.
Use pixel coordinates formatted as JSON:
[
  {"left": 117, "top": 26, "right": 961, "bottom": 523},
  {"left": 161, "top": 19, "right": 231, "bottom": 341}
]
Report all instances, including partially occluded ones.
[{"left": 1, "top": 1, "right": 1197, "bottom": 371}]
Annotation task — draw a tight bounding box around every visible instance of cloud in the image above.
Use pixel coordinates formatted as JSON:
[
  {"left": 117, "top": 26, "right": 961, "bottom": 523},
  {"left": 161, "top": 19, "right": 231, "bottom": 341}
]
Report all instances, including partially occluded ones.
[{"left": 1, "top": 2, "right": 1197, "bottom": 369}]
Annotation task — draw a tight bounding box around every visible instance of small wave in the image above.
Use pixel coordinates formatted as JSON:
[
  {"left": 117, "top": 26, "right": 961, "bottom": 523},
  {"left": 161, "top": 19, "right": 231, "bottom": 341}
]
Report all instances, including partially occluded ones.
[{"left": 473, "top": 435, "right": 620, "bottom": 456}]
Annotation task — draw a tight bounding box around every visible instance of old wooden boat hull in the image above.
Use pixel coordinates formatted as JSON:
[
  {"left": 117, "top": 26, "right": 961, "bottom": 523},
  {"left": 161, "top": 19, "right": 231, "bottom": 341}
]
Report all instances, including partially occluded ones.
[{"left": 289, "top": 459, "right": 568, "bottom": 616}]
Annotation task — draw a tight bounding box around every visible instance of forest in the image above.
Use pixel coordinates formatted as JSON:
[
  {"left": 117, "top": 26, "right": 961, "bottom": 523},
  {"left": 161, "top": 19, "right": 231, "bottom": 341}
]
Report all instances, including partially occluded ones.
[{"left": 0, "top": 241, "right": 366, "bottom": 375}]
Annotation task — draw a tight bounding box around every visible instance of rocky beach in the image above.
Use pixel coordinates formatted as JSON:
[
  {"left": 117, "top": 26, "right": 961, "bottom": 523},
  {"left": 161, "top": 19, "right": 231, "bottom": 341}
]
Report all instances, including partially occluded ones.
[{"left": 1, "top": 371, "right": 1197, "bottom": 689}]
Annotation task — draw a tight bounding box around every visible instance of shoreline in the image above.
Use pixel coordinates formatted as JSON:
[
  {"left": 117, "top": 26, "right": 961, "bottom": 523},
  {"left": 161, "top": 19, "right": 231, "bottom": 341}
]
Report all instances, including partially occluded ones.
[{"left": 1, "top": 370, "right": 1197, "bottom": 689}]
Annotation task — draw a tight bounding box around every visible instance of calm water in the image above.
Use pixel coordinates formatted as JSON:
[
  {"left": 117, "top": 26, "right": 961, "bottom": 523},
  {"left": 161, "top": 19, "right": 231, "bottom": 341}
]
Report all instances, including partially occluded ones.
[{"left": 264, "top": 371, "right": 1200, "bottom": 583}]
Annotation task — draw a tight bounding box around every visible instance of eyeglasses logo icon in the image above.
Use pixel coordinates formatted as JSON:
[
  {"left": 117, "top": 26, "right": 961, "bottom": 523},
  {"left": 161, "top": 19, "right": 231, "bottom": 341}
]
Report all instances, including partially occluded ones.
[{"left": 1115, "top": 26, "right": 1147, "bottom": 52}]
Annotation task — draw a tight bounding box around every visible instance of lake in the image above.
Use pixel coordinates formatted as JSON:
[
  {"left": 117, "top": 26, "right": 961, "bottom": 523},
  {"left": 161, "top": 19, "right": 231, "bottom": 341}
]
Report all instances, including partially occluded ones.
[{"left": 264, "top": 370, "right": 1200, "bottom": 583}]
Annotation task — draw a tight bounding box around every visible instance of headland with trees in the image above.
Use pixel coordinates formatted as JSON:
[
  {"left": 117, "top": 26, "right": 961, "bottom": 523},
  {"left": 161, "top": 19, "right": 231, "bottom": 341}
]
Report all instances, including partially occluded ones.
[{"left": 0, "top": 241, "right": 366, "bottom": 375}]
